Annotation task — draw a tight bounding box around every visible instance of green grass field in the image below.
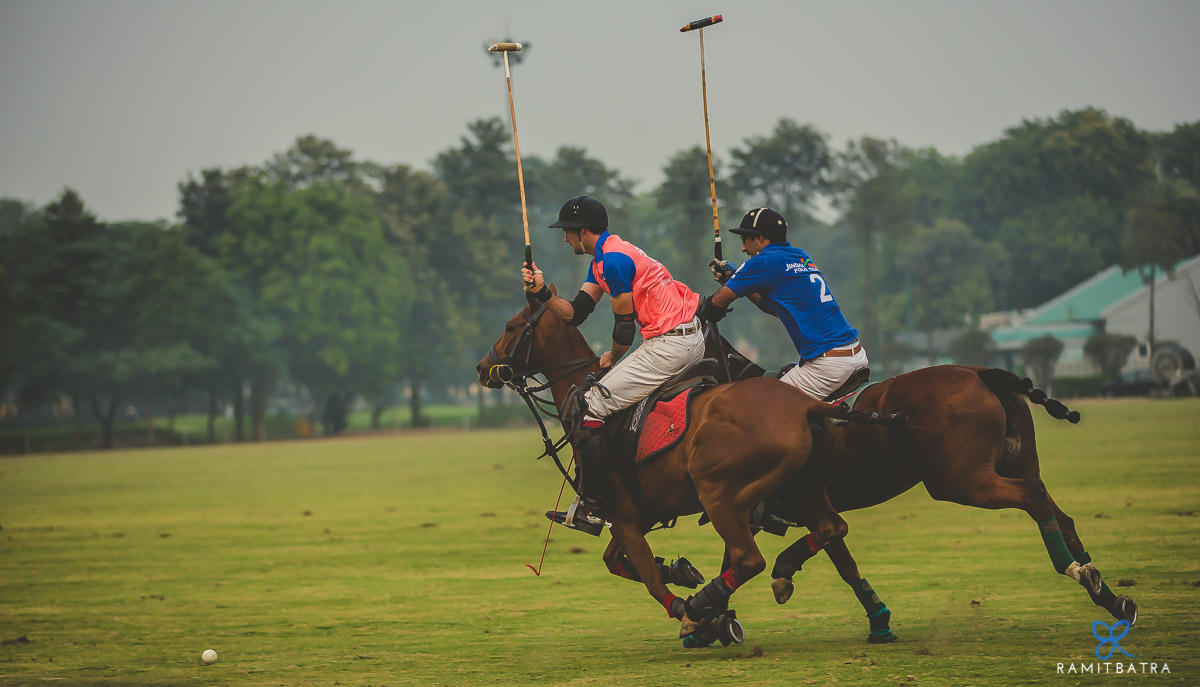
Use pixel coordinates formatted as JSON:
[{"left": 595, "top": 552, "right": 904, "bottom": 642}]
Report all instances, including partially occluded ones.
[{"left": 1, "top": 398, "right": 1198, "bottom": 686}]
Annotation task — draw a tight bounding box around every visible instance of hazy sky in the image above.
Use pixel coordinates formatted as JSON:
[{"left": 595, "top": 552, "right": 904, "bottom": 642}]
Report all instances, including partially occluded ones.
[{"left": 1, "top": 0, "right": 1198, "bottom": 222}]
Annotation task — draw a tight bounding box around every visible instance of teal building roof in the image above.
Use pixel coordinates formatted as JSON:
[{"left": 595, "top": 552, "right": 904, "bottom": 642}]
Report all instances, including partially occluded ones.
[{"left": 1024, "top": 265, "right": 1147, "bottom": 325}]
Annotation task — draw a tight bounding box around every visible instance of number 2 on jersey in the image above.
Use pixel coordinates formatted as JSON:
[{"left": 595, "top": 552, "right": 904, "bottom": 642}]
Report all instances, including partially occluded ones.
[{"left": 810, "top": 274, "right": 834, "bottom": 303}]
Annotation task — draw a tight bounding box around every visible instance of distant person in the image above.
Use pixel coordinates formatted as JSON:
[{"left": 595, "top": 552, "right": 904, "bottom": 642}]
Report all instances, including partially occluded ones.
[
  {"left": 699, "top": 207, "right": 867, "bottom": 401},
  {"left": 522, "top": 195, "right": 703, "bottom": 535}
]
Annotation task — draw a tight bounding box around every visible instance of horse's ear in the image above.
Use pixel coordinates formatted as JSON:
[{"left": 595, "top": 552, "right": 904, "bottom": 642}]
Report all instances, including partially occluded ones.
[{"left": 549, "top": 283, "right": 558, "bottom": 296}]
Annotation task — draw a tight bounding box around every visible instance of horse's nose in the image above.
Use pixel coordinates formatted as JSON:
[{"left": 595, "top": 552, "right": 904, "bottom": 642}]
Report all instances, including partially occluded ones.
[{"left": 475, "top": 361, "right": 485, "bottom": 376}]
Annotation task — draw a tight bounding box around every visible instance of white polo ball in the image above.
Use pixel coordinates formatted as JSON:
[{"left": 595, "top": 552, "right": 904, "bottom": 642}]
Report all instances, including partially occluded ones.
[{"left": 201, "top": 649, "right": 219, "bottom": 665}]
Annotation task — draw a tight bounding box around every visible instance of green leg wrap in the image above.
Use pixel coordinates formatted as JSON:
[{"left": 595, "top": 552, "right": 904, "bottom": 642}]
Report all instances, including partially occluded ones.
[
  {"left": 854, "top": 578, "right": 887, "bottom": 615},
  {"left": 1075, "top": 550, "right": 1092, "bottom": 565},
  {"left": 1038, "top": 518, "right": 1075, "bottom": 573},
  {"left": 856, "top": 579, "right": 890, "bottom": 627}
]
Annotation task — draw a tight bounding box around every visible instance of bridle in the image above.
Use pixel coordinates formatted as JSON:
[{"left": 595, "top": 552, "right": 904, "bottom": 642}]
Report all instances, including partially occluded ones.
[{"left": 483, "top": 302, "right": 600, "bottom": 481}]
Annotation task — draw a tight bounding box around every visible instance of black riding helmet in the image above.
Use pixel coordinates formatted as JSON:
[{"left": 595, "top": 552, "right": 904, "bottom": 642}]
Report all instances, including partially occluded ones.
[
  {"left": 728, "top": 207, "right": 787, "bottom": 242},
  {"left": 549, "top": 195, "right": 608, "bottom": 231}
]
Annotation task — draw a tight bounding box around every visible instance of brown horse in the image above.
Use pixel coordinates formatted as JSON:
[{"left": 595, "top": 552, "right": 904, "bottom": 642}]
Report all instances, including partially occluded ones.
[
  {"left": 700, "top": 347, "right": 1139, "bottom": 641},
  {"left": 475, "top": 288, "right": 894, "bottom": 643}
]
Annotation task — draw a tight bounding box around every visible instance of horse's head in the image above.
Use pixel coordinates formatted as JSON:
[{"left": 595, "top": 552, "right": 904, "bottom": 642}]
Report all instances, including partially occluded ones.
[{"left": 476, "top": 284, "right": 577, "bottom": 388}]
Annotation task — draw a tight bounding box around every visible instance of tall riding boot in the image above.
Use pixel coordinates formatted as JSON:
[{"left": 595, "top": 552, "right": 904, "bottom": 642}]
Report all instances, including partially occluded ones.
[
  {"left": 545, "top": 425, "right": 611, "bottom": 536},
  {"left": 575, "top": 429, "right": 611, "bottom": 520}
]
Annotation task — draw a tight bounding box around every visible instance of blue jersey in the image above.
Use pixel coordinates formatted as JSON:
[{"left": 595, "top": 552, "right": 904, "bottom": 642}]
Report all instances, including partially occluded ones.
[{"left": 725, "top": 242, "right": 858, "bottom": 360}]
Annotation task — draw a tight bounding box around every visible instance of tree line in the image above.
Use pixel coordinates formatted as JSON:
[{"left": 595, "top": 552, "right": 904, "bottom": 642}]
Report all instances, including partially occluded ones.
[{"left": 1, "top": 108, "right": 1197, "bottom": 446}]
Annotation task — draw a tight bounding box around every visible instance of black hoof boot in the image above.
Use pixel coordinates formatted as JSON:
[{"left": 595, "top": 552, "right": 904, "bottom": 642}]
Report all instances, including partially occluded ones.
[
  {"left": 1114, "top": 595, "right": 1138, "bottom": 626},
  {"left": 659, "top": 557, "right": 705, "bottom": 589},
  {"left": 715, "top": 610, "right": 745, "bottom": 647},
  {"left": 867, "top": 606, "right": 897, "bottom": 643}
]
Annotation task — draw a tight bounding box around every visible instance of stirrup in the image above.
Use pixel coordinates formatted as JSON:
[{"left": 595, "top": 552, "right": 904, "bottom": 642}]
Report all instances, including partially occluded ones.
[{"left": 545, "top": 497, "right": 609, "bottom": 537}]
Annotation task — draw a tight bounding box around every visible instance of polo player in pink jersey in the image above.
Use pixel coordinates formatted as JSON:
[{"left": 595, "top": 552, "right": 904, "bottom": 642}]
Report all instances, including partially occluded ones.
[{"left": 523, "top": 195, "right": 704, "bottom": 535}]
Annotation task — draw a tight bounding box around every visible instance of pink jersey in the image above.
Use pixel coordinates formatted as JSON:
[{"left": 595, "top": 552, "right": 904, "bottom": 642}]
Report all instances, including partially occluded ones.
[{"left": 590, "top": 234, "right": 700, "bottom": 338}]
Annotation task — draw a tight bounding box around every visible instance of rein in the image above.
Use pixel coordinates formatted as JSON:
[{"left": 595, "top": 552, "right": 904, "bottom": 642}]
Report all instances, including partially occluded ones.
[{"left": 484, "top": 302, "right": 599, "bottom": 482}]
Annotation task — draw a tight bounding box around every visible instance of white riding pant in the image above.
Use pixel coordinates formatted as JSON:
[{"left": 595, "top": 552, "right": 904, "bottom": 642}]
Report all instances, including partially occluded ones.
[
  {"left": 584, "top": 318, "right": 706, "bottom": 421},
  {"left": 780, "top": 343, "right": 870, "bottom": 401}
]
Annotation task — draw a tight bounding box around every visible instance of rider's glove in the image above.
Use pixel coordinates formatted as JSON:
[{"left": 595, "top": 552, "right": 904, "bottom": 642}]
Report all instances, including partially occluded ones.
[
  {"left": 709, "top": 259, "right": 736, "bottom": 285},
  {"left": 696, "top": 295, "right": 731, "bottom": 324}
]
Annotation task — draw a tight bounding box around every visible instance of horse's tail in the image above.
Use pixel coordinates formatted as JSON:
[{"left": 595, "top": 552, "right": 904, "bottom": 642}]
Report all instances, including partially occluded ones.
[
  {"left": 808, "top": 402, "right": 907, "bottom": 426},
  {"left": 976, "top": 368, "right": 1081, "bottom": 424}
]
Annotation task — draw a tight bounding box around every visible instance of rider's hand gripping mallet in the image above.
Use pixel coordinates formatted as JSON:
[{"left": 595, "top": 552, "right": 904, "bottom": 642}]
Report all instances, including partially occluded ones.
[
  {"left": 679, "top": 15, "right": 724, "bottom": 261},
  {"left": 488, "top": 42, "right": 535, "bottom": 290}
]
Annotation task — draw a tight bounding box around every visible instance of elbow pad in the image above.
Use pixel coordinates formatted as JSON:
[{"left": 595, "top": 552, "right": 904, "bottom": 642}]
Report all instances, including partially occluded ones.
[
  {"left": 565, "top": 290, "right": 596, "bottom": 327},
  {"left": 612, "top": 312, "right": 637, "bottom": 347}
]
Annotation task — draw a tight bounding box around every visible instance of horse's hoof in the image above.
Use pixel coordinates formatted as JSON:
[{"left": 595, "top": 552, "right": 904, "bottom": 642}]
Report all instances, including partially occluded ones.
[
  {"left": 868, "top": 630, "right": 898, "bottom": 644},
  {"left": 681, "top": 633, "right": 715, "bottom": 649},
  {"left": 679, "top": 614, "right": 700, "bottom": 639},
  {"left": 715, "top": 613, "right": 745, "bottom": 647},
  {"left": 1115, "top": 595, "right": 1138, "bottom": 626},
  {"left": 771, "top": 577, "right": 794, "bottom": 605},
  {"left": 1080, "top": 563, "right": 1102, "bottom": 596}
]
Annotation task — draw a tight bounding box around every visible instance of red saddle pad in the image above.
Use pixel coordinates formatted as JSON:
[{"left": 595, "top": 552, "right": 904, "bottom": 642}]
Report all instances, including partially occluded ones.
[{"left": 635, "top": 388, "right": 696, "bottom": 465}]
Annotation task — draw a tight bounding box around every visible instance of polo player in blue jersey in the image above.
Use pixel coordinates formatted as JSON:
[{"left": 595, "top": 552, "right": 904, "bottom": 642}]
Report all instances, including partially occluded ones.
[{"left": 697, "top": 207, "right": 868, "bottom": 401}]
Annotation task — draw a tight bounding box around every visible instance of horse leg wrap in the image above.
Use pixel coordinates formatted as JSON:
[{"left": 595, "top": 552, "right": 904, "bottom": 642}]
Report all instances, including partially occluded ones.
[
  {"left": 854, "top": 578, "right": 892, "bottom": 633},
  {"left": 685, "top": 575, "right": 735, "bottom": 621},
  {"left": 1038, "top": 518, "right": 1076, "bottom": 573}
]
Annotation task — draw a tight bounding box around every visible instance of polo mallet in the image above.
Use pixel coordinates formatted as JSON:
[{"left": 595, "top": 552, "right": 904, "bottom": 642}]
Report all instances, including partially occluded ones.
[
  {"left": 488, "top": 42, "right": 534, "bottom": 290},
  {"left": 679, "top": 14, "right": 724, "bottom": 261},
  {"left": 680, "top": 14, "right": 733, "bottom": 383}
]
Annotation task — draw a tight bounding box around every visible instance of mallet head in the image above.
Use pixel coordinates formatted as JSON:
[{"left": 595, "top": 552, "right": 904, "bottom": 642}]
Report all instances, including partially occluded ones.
[
  {"left": 488, "top": 42, "right": 523, "bottom": 52},
  {"left": 680, "top": 15, "right": 722, "bottom": 32}
]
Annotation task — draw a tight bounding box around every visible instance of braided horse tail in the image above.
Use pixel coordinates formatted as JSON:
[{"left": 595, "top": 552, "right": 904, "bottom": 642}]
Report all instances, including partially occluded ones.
[{"left": 976, "top": 368, "right": 1081, "bottom": 424}]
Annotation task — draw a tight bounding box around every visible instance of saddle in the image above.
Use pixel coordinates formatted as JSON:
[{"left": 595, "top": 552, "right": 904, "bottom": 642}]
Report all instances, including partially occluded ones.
[
  {"left": 602, "top": 358, "right": 719, "bottom": 470},
  {"left": 772, "top": 363, "right": 872, "bottom": 403}
]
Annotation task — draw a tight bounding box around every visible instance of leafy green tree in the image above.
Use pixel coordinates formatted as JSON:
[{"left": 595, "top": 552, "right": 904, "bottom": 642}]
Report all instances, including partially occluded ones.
[
  {"left": 374, "top": 164, "right": 481, "bottom": 427},
  {"left": 952, "top": 108, "right": 1155, "bottom": 242},
  {"left": 1020, "top": 335, "right": 1065, "bottom": 391},
  {"left": 123, "top": 224, "right": 228, "bottom": 441},
  {"left": 1084, "top": 332, "right": 1138, "bottom": 379},
  {"left": 832, "top": 137, "right": 915, "bottom": 352},
  {"left": 1120, "top": 178, "right": 1200, "bottom": 357},
  {"left": 729, "top": 118, "right": 832, "bottom": 223},
  {"left": 1156, "top": 121, "right": 1200, "bottom": 186},
  {"left": 656, "top": 146, "right": 739, "bottom": 291},
  {"left": 992, "top": 194, "right": 1121, "bottom": 308},
  {"left": 0, "top": 198, "right": 35, "bottom": 237},
  {"left": 5, "top": 190, "right": 140, "bottom": 448},
  {"left": 433, "top": 118, "right": 520, "bottom": 225},
  {"left": 903, "top": 219, "right": 996, "bottom": 361},
  {"left": 225, "top": 181, "right": 412, "bottom": 439},
  {"left": 948, "top": 328, "right": 995, "bottom": 367}
]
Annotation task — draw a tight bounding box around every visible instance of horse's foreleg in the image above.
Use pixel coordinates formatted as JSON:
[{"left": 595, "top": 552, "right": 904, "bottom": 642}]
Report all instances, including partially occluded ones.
[
  {"left": 680, "top": 506, "right": 761, "bottom": 644},
  {"left": 823, "top": 538, "right": 897, "bottom": 643},
  {"left": 1048, "top": 495, "right": 1139, "bottom": 625},
  {"left": 603, "top": 539, "right": 705, "bottom": 589},
  {"left": 605, "top": 519, "right": 683, "bottom": 620}
]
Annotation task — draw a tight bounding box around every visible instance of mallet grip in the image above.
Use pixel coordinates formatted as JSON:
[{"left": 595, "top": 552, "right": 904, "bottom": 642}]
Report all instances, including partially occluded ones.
[
  {"left": 488, "top": 42, "right": 523, "bottom": 52},
  {"left": 680, "top": 15, "right": 722, "bottom": 32},
  {"left": 523, "top": 244, "right": 534, "bottom": 291}
]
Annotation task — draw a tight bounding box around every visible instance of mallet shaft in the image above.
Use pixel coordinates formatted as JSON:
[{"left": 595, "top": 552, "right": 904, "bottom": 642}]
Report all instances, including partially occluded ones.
[
  {"left": 699, "top": 28, "right": 721, "bottom": 260},
  {"left": 501, "top": 50, "right": 534, "bottom": 286}
]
